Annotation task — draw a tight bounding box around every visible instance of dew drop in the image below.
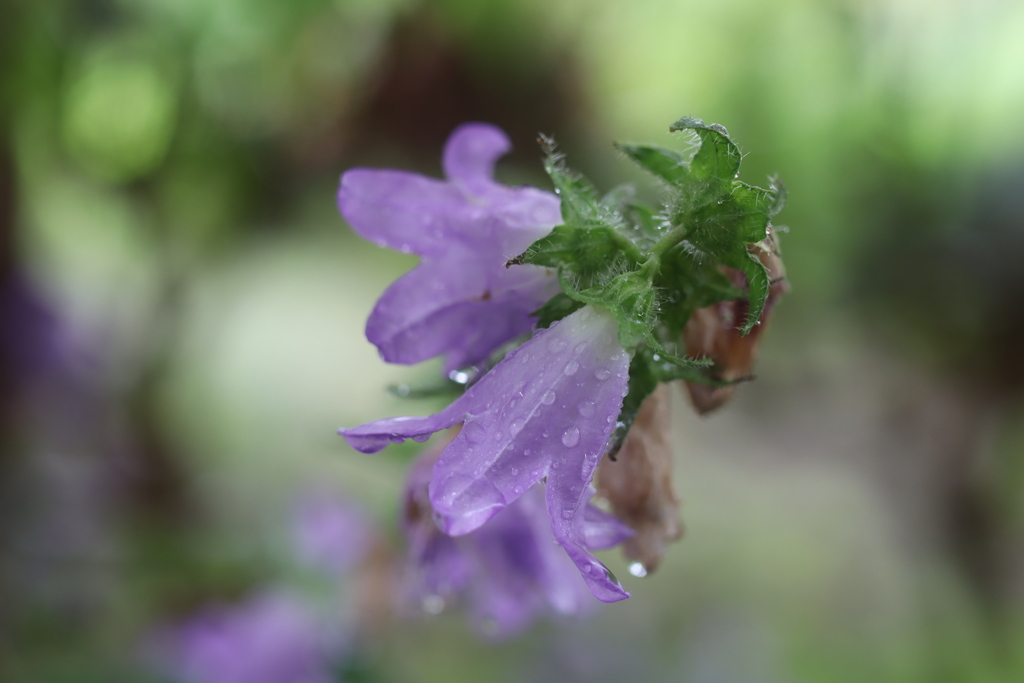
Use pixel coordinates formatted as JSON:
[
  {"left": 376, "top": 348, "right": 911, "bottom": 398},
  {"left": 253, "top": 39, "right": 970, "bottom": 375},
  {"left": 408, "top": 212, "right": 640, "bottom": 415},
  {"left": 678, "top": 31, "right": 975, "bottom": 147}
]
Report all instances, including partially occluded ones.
[
  {"left": 564, "top": 360, "right": 580, "bottom": 376},
  {"left": 541, "top": 390, "right": 556, "bottom": 405},
  {"left": 509, "top": 418, "right": 525, "bottom": 435},
  {"left": 562, "top": 510, "right": 574, "bottom": 519},
  {"left": 412, "top": 433, "right": 431, "bottom": 443},
  {"left": 389, "top": 435, "right": 405, "bottom": 444},
  {"left": 448, "top": 370, "right": 471, "bottom": 384},
  {"left": 519, "top": 353, "right": 531, "bottom": 364},
  {"left": 574, "top": 342, "right": 587, "bottom": 353},
  {"left": 463, "top": 422, "right": 487, "bottom": 444},
  {"left": 594, "top": 368, "right": 611, "bottom": 380},
  {"left": 422, "top": 595, "right": 445, "bottom": 614},
  {"left": 548, "top": 338, "right": 568, "bottom": 353},
  {"left": 578, "top": 401, "right": 596, "bottom": 418},
  {"left": 524, "top": 448, "right": 532, "bottom": 456},
  {"left": 561, "top": 426, "right": 581, "bottom": 447},
  {"left": 628, "top": 562, "right": 648, "bottom": 578},
  {"left": 510, "top": 467, "right": 519, "bottom": 475}
]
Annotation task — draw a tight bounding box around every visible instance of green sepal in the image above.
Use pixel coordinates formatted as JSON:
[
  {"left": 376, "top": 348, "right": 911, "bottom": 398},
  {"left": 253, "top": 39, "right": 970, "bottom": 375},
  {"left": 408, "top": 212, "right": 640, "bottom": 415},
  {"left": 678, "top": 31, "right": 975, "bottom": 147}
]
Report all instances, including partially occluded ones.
[
  {"left": 541, "top": 136, "right": 622, "bottom": 232},
  {"left": 532, "top": 293, "right": 584, "bottom": 329},
  {"left": 562, "top": 270, "right": 658, "bottom": 349},
  {"left": 514, "top": 223, "right": 643, "bottom": 291},
  {"left": 670, "top": 116, "right": 741, "bottom": 181},
  {"left": 606, "top": 344, "right": 742, "bottom": 459},
  {"left": 722, "top": 248, "right": 771, "bottom": 336},
  {"left": 615, "top": 143, "right": 689, "bottom": 184}
]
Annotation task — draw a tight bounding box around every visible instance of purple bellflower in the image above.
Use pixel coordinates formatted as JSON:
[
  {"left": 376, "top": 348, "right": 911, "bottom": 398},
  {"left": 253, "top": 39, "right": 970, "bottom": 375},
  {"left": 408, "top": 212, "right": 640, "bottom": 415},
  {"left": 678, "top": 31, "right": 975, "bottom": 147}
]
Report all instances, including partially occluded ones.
[
  {"left": 342, "top": 305, "right": 634, "bottom": 602},
  {"left": 154, "top": 592, "right": 340, "bottom": 683},
  {"left": 401, "top": 447, "right": 632, "bottom": 637},
  {"left": 338, "top": 123, "right": 563, "bottom": 374},
  {"left": 292, "top": 492, "right": 374, "bottom": 575}
]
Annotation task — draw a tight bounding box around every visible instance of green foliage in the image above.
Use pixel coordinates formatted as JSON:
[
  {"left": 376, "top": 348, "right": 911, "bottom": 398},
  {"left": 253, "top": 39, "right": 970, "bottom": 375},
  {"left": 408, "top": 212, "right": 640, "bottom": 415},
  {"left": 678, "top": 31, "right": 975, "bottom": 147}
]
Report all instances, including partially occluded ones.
[{"left": 517, "top": 115, "right": 786, "bottom": 422}]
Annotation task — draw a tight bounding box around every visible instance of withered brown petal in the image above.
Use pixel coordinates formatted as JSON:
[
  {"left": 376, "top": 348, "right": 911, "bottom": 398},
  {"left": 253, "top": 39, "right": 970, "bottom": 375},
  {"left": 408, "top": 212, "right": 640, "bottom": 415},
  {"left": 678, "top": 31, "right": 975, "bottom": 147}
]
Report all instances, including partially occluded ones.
[
  {"left": 596, "top": 384, "right": 682, "bottom": 572},
  {"left": 682, "top": 231, "right": 788, "bottom": 414}
]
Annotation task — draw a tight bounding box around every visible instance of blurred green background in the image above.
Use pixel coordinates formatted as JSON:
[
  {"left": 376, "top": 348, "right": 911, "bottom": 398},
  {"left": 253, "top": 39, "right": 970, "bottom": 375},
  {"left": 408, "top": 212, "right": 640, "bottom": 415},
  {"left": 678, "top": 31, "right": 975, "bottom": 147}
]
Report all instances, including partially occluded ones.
[{"left": 2, "top": 0, "right": 1024, "bottom": 681}]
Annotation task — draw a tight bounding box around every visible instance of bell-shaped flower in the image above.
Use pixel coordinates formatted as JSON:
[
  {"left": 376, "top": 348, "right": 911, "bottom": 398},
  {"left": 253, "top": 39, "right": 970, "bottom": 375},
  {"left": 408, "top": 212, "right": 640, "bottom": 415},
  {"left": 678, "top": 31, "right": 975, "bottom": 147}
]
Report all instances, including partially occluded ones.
[
  {"left": 291, "top": 492, "right": 374, "bottom": 576},
  {"left": 150, "top": 592, "right": 341, "bottom": 683},
  {"left": 341, "top": 305, "right": 633, "bottom": 601},
  {"left": 400, "top": 447, "right": 632, "bottom": 637},
  {"left": 338, "top": 123, "right": 563, "bottom": 373}
]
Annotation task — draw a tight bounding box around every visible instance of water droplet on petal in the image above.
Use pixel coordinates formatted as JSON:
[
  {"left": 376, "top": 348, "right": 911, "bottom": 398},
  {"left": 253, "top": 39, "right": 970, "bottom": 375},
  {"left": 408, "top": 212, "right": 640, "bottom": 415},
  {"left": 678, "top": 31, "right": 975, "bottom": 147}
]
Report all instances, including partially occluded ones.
[
  {"left": 564, "top": 360, "right": 579, "bottom": 376},
  {"left": 562, "top": 510, "right": 574, "bottom": 519},
  {"left": 422, "top": 595, "right": 445, "bottom": 614},
  {"left": 574, "top": 342, "right": 587, "bottom": 353},
  {"left": 578, "top": 401, "right": 595, "bottom": 418},
  {"left": 412, "top": 433, "right": 431, "bottom": 442},
  {"left": 629, "top": 562, "right": 648, "bottom": 578},
  {"left": 509, "top": 418, "right": 525, "bottom": 435},
  {"left": 448, "top": 370, "right": 471, "bottom": 384},
  {"left": 594, "top": 368, "right": 611, "bottom": 380},
  {"left": 541, "top": 390, "right": 556, "bottom": 405},
  {"left": 519, "top": 353, "right": 531, "bottom": 364},
  {"left": 463, "top": 422, "right": 487, "bottom": 443},
  {"left": 561, "top": 426, "right": 581, "bottom": 447},
  {"left": 389, "top": 435, "right": 405, "bottom": 444},
  {"left": 548, "top": 338, "right": 568, "bottom": 353}
]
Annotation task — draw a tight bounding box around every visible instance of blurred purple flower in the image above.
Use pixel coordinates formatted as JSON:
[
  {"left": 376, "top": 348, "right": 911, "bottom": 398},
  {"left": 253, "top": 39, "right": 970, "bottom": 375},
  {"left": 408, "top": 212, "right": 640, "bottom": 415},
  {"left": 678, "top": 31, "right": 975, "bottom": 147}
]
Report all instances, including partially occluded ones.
[
  {"left": 292, "top": 492, "right": 373, "bottom": 575},
  {"left": 401, "top": 450, "right": 631, "bottom": 637},
  {"left": 0, "top": 272, "right": 76, "bottom": 385},
  {"left": 155, "top": 592, "right": 340, "bottom": 683},
  {"left": 338, "top": 123, "right": 562, "bottom": 374},
  {"left": 341, "top": 305, "right": 633, "bottom": 602}
]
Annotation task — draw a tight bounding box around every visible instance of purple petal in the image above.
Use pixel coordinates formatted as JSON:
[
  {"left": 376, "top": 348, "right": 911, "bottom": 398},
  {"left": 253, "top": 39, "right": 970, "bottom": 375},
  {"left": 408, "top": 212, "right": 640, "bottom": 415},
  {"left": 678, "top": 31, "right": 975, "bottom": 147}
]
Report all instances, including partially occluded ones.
[
  {"left": 582, "top": 499, "right": 635, "bottom": 551},
  {"left": 339, "top": 122, "right": 563, "bottom": 368},
  {"left": 338, "top": 169, "right": 467, "bottom": 256},
  {"left": 157, "top": 592, "right": 337, "bottom": 683},
  {"left": 442, "top": 123, "right": 511, "bottom": 197},
  {"left": 427, "top": 307, "right": 628, "bottom": 530},
  {"left": 292, "top": 494, "right": 373, "bottom": 574},
  {"left": 365, "top": 250, "right": 558, "bottom": 370}
]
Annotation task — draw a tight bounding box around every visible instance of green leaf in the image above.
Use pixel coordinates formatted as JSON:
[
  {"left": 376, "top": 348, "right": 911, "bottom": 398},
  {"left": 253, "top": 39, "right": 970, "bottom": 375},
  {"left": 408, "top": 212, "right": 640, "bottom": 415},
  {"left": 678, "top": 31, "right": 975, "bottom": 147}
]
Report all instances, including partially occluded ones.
[
  {"left": 533, "top": 293, "right": 584, "bottom": 329},
  {"left": 723, "top": 248, "right": 771, "bottom": 336},
  {"left": 670, "top": 116, "right": 741, "bottom": 181},
  {"left": 541, "top": 136, "right": 611, "bottom": 229},
  {"left": 566, "top": 270, "right": 658, "bottom": 349},
  {"left": 615, "top": 143, "right": 689, "bottom": 184},
  {"left": 606, "top": 351, "right": 658, "bottom": 459},
  {"left": 515, "top": 223, "right": 643, "bottom": 290}
]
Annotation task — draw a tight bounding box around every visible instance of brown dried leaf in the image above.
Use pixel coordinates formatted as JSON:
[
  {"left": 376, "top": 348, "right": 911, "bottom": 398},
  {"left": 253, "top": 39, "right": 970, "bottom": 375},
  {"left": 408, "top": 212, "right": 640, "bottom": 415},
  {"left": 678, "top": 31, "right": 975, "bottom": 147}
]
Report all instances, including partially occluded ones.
[
  {"left": 683, "top": 231, "right": 789, "bottom": 413},
  {"left": 596, "top": 384, "right": 681, "bottom": 572}
]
